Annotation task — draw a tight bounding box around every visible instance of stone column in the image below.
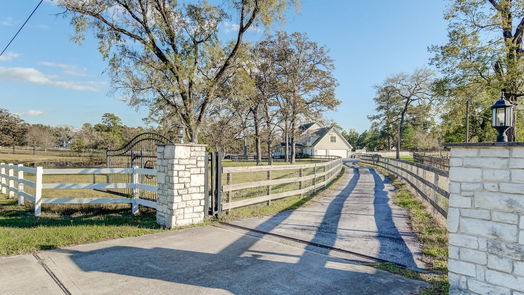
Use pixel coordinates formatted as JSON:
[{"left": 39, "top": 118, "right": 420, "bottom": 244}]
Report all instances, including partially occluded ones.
[
  {"left": 156, "top": 144, "right": 206, "bottom": 228},
  {"left": 447, "top": 143, "right": 524, "bottom": 295}
]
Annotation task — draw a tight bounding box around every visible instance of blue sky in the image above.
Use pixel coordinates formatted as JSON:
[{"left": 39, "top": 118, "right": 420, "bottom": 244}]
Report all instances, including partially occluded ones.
[{"left": 0, "top": 0, "right": 448, "bottom": 132}]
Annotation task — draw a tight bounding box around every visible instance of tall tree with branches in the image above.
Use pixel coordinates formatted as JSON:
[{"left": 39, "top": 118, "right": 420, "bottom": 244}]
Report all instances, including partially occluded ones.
[
  {"left": 375, "top": 69, "right": 434, "bottom": 159},
  {"left": 59, "top": 0, "right": 295, "bottom": 143},
  {"left": 432, "top": 0, "right": 524, "bottom": 141},
  {"left": 269, "top": 32, "right": 339, "bottom": 163}
]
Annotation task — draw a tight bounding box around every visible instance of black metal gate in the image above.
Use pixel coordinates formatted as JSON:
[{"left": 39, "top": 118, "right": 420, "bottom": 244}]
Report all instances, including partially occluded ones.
[
  {"left": 106, "top": 132, "right": 175, "bottom": 200},
  {"left": 205, "top": 152, "right": 223, "bottom": 217}
]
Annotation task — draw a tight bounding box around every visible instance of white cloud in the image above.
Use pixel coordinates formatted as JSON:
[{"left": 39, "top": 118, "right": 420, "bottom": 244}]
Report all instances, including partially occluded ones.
[
  {"left": 0, "top": 52, "right": 20, "bottom": 61},
  {"left": 20, "top": 110, "right": 44, "bottom": 116},
  {"left": 0, "top": 17, "right": 14, "bottom": 26},
  {"left": 0, "top": 66, "right": 102, "bottom": 92},
  {"left": 222, "top": 21, "right": 262, "bottom": 34},
  {"left": 40, "top": 61, "right": 87, "bottom": 77},
  {"left": 223, "top": 21, "right": 240, "bottom": 33}
]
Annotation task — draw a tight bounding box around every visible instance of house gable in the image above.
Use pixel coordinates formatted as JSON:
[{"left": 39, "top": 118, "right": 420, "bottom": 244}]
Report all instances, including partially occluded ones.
[
  {"left": 312, "top": 127, "right": 353, "bottom": 151},
  {"left": 299, "top": 122, "right": 322, "bottom": 134}
]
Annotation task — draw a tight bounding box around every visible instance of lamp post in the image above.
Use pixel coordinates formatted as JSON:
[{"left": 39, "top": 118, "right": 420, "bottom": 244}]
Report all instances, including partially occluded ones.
[
  {"left": 491, "top": 90, "right": 514, "bottom": 142},
  {"left": 176, "top": 124, "right": 185, "bottom": 144}
]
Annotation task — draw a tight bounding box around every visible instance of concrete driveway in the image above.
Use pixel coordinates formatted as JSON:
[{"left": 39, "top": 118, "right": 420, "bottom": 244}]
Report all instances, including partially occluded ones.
[
  {"left": 229, "top": 161, "right": 426, "bottom": 270},
  {"left": 0, "top": 161, "right": 428, "bottom": 295}
]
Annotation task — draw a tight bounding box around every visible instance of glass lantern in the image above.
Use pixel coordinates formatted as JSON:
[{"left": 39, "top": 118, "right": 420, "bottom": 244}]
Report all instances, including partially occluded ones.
[{"left": 491, "top": 91, "right": 514, "bottom": 142}]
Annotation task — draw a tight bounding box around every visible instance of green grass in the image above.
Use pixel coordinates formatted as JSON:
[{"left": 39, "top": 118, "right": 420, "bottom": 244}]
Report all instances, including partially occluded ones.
[
  {"left": 374, "top": 171, "right": 449, "bottom": 295},
  {"left": 385, "top": 155, "right": 414, "bottom": 162},
  {"left": 220, "top": 167, "right": 345, "bottom": 221},
  {"left": 221, "top": 158, "right": 323, "bottom": 167},
  {"left": 0, "top": 193, "right": 163, "bottom": 255}
]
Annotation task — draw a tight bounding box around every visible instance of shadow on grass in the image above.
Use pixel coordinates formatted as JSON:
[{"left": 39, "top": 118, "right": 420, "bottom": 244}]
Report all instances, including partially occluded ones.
[
  {"left": 221, "top": 167, "right": 347, "bottom": 221},
  {"left": 0, "top": 195, "right": 159, "bottom": 229}
]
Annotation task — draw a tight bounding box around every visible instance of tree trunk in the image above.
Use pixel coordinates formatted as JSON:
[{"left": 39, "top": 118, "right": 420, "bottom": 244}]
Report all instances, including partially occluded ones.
[
  {"left": 252, "top": 107, "right": 261, "bottom": 166},
  {"left": 264, "top": 105, "right": 273, "bottom": 165},
  {"left": 397, "top": 111, "right": 407, "bottom": 160},
  {"left": 290, "top": 118, "right": 296, "bottom": 164},
  {"left": 284, "top": 120, "right": 289, "bottom": 162},
  {"left": 387, "top": 135, "right": 391, "bottom": 151},
  {"left": 396, "top": 98, "right": 410, "bottom": 159},
  {"left": 267, "top": 139, "right": 273, "bottom": 165},
  {"left": 243, "top": 136, "right": 248, "bottom": 157}
]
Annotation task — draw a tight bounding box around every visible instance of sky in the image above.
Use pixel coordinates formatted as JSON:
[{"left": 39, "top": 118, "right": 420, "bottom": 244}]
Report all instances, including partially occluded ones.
[{"left": 0, "top": 0, "right": 449, "bottom": 132}]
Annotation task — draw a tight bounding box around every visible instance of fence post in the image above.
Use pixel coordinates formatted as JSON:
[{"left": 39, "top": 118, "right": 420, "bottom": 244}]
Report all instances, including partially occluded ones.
[
  {"left": 226, "top": 173, "right": 232, "bottom": 214},
  {"left": 17, "top": 164, "right": 24, "bottom": 205},
  {"left": 433, "top": 172, "right": 440, "bottom": 209},
  {"left": 131, "top": 165, "right": 139, "bottom": 215},
  {"left": 8, "top": 163, "right": 14, "bottom": 198},
  {"left": 267, "top": 170, "right": 272, "bottom": 205},
  {"left": 0, "top": 163, "right": 5, "bottom": 194},
  {"left": 299, "top": 168, "right": 304, "bottom": 198},
  {"left": 34, "top": 167, "right": 43, "bottom": 216},
  {"left": 313, "top": 164, "right": 317, "bottom": 189}
]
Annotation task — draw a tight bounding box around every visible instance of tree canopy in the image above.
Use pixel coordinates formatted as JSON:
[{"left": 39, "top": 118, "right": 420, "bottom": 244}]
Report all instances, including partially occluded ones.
[{"left": 59, "top": 0, "right": 297, "bottom": 143}]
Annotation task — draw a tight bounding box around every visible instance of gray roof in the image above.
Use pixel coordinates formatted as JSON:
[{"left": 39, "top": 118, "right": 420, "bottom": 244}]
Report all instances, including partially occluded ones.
[{"left": 298, "top": 122, "right": 317, "bottom": 132}]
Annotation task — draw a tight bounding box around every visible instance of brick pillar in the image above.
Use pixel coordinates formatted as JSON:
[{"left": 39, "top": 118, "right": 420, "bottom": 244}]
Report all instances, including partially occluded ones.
[
  {"left": 447, "top": 143, "right": 524, "bottom": 294},
  {"left": 156, "top": 144, "right": 206, "bottom": 228}
]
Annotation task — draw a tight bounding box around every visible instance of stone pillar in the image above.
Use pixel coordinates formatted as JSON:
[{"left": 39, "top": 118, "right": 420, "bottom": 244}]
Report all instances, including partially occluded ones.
[
  {"left": 447, "top": 143, "right": 524, "bottom": 295},
  {"left": 156, "top": 144, "right": 206, "bottom": 228}
]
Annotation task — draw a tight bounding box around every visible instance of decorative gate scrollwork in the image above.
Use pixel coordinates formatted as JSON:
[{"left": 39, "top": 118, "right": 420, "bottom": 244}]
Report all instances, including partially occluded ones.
[{"left": 105, "top": 133, "right": 175, "bottom": 201}]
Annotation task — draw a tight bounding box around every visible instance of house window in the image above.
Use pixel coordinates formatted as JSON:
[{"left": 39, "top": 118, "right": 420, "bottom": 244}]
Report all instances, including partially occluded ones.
[{"left": 330, "top": 136, "right": 336, "bottom": 143}]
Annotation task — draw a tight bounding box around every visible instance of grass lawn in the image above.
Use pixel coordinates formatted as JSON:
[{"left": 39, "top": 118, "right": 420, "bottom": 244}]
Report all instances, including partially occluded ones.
[
  {"left": 0, "top": 193, "right": 163, "bottom": 256},
  {"left": 0, "top": 152, "right": 341, "bottom": 255},
  {"left": 369, "top": 168, "right": 448, "bottom": 295},
  {"left": 384, "top": 155, "right": 414, "bottom": 162},
  {"left": 0, "top": 166, "right": 345, "bottom": 256},
  {"left": 220, "top": 166, "right": 345, "bottom": 221}
]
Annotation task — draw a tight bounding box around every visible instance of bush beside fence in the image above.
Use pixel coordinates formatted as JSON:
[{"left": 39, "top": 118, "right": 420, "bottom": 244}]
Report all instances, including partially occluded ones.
[{"left": 359, "top": 155, "right": 449, "bottom": 221}]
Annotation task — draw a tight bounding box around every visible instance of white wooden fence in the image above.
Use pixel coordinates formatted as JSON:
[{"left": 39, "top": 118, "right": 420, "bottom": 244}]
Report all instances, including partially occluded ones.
[
  {"left": 0, "top": 163, "right": 157, "bottom": 216},
  {"left": 222, "top": 158, "right": 343, "bottom": 210}
]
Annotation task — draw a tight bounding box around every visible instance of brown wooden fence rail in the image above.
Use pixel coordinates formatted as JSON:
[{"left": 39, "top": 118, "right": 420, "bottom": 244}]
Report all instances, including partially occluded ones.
[
  {"left": 222, "top": 158, "right": 343, "bottom": 211},
  {"left": 413, "top": 153, "right": 449, "bottom": 171},
  {"left": 359, "top": 155, "right": 449, "bottom": 218}
]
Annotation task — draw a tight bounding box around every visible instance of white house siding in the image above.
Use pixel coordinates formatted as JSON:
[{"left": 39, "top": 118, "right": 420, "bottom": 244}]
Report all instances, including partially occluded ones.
[
  {"left": 327, "top": 149, "right": 349, "bottom": 158},
  {"left": 313, "top": 130, "right": 351, "bottom": 158},
  {"left": 314, "top": 149, "right": 327, "bottom": 156}
]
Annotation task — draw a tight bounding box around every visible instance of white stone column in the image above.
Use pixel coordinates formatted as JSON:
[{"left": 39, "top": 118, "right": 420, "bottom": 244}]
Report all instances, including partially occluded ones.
[
  {"left": 447, "top": 143, "right": 524, "bottom": 295},
  {"left": 156, "top": 144, "right": 206, "bottom": 228}
]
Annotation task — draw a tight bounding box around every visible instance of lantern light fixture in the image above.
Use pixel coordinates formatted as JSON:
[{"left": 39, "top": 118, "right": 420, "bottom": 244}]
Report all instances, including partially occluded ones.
[{"left": 491, "top": 90, "right": 514, "bottom": 142}]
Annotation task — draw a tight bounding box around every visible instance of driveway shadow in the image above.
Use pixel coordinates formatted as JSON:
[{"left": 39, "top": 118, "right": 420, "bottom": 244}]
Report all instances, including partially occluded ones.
[
  {"left": 369, "top": 168, "right": 418, "bottom": 269},
  {"left": 48, "top": 163, "right": 426, "bottom": 294}
]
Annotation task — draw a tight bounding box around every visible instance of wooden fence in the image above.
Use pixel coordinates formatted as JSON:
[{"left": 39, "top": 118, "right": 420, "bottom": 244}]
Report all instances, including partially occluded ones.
[
  {"left": 1, "top": 158, "right": 344, "bottom": 216},
  {"left": 358, "top": 155, "right": 449, "bottom": 218},
  {"left": 0, "top": 162, "right": 156, "bottom": 216},
  {"left": 221, "top": 158, "right": 343, "bottom": 210},
  {"left": 413, "top": 153, "right": 449, "bottom": 171}
]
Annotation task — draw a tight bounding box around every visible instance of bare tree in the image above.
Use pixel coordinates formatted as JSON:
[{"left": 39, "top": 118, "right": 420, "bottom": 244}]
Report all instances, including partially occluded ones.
[{"left": 26, "top": 124, "right": 54, "bottom": 154}]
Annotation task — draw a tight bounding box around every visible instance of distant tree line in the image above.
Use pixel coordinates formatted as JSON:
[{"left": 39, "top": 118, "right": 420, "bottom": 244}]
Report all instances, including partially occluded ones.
[{"left": 0, "top": 109, "right": 145, "bottom": 153}]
